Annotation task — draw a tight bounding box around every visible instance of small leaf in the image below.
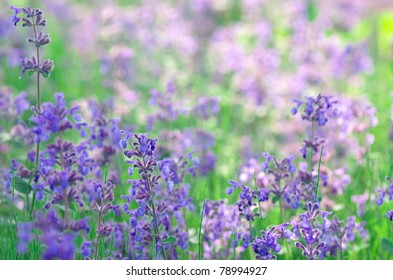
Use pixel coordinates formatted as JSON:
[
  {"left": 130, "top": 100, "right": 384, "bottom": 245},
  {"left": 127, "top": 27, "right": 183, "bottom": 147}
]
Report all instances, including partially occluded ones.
[
  {"left": 162, "top": 236, "right": 176, "bottom": 244},
  {"left": 272, "top": 196, "right": 280, "bottom": 204},
  {"left": 306, "top": 0, "right": 318, "bottom": 21},
  {"left": 14, "top": 177, "right": 32, "bottom": 194},
  {"left": 381, "top": 238, "right": 393, "bottom": 254}
]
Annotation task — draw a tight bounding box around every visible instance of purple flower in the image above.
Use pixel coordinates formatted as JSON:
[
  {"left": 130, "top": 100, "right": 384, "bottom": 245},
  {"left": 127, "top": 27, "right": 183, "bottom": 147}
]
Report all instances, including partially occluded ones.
[
  {"left": 387, "top": 211, "right": 393, "bottom": 221},
  {"left": 17, "top": 223, "right": 32, "bottom": 253},
  {"left": 81, "top": 241, "right": 93, "bottom": 258},
  {"left": 10, "top": 5, "right": 23, "bottom": 26},
  {"left": 375, "top": 177, "right": 393, "bottom": 208},
  {"left": 42, "top": 230, "right": 76, "bottom": 260},
  {"left": 253, "top": 224, "right": 291, "bottom": 260}
]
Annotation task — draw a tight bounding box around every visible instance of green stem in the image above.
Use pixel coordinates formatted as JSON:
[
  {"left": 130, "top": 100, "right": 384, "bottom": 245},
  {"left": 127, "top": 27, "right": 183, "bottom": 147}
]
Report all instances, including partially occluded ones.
[
  {"left": 58, "top": 134, "right": 70, "bottom": 228},
  {"left": 94, "top": 210, "right": 102, "bottom": 260},
  {"left": 253, "top": 172, "right": 263, "bottom": 227},
  {"left": 315, "top": 146, "right": 324, "bottom": 204},
  {"left": 198, "top": 199, "right": 206, "bottom": 260},
  {"left": 308, "top": 120, "right": 315, "bottom": 172},
  {"left": 279, "top": 198, "right": 290, "bottom": 258},
  {"left": 63, "top": 189, "right": 70, "bottom": 227},
  {"left": 143, "top": 157, "right": 167, "bottom": 260},
  {"left": 150, "top": 201, "right": 167, "bottom": 259},
  {"left": 30, "top": 20, "right": 41, "bottom": 219},
  {"left": 338, "top": 237, "right": 343, "bottom": 260}
]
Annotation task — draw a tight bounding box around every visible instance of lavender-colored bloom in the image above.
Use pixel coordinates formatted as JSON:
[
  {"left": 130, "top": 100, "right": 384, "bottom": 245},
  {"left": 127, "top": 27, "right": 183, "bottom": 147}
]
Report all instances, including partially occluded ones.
[
  {"left": 11, "top": 5, "right": 53, "bottom": 79},
  {"left": 259, "top": 153, "right": 302, "bottom": 207},
  {"left": 17, "top": 223, "right": 32, "bottom": 253},
  {"left": 81, "top": 241, "right": 93, "bottom": 258},
  {"left": 14, "top": 92, "right": 30, "bottom": 115},
  {"left": 294, "top": 203, "right": 326, "bottom": 260},
  {"left": 252, "top": 224, "right": 291, "bottom": 260},
  {"left": 42, "top": 230, "right": 76, "bottom": 260},
  {"left": 203, "top": 200, "right": 243, "bottom": 259},
  {"left": 292, "top": 94, "right": 337, "bottom": 160},
  {"left": 31, "top": 93, "right": 79, "bottom": 143},
  {"left": 351, "top": 193, "right": 369, "bottom": 216},
  {"left": 387, "top": 211, "right": 393, "bottom": 221},
  {"left": 375, "top": 177, "right": 393, "bottom": 208},
  {"left": 10, "top": 6, "right": 23, "bottom": 26},
  {"left": 27, "top": 31, "right": 51, "bottom": 47}
]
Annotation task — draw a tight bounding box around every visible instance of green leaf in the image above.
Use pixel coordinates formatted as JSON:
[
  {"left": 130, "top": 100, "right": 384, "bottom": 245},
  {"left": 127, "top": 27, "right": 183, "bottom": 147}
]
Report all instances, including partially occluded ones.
[
  {"left": 272, "top": 196, "right": 280, "bottom": 204},
  {"left": 14, "top": 177, "right": 32, "bottom": 195},
  {"left": 162, "top": 236, "right": 177, "bottom": 244},
  {"left": 306, "top": 0, "right": 318, "bottom": 22},
  {"left": 381, "top": 238, "right": 393, "bottom": 254}
]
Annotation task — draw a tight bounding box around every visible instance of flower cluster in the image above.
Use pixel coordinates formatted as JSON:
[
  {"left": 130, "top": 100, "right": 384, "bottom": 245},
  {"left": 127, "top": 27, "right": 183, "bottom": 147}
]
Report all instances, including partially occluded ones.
[
  {"left": 293, "top": 203, "right": 368, "bottom": 259},
  {"left": 376, "top": 177, "right": 393, "bottom": 221},
  {"left": 293, "top": 203, "right": 329, "bottom": 259},
  {"left": 119, "top": 132, "right": 195, "bottom": 259},
  {"left": 253, "top": 224, "right": 292, "bottom": 260},
  {"left": 291, "top": 94, "right": 337, "bottom": 160},
  {"left": 11, "top": 5, "right": 54, "bottom": 79}
]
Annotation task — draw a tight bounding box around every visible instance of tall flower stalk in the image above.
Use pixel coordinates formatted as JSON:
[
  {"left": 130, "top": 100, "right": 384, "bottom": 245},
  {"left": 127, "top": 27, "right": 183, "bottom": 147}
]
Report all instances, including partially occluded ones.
[
  {"left": 11, "top": 5, "right": 54, "bottom": 217},
  {"left": 120, "top": 132, "right": 168, "bottom": 259},
  {"left": 291, "top": 94, "right": 336, "bottom": 171}
]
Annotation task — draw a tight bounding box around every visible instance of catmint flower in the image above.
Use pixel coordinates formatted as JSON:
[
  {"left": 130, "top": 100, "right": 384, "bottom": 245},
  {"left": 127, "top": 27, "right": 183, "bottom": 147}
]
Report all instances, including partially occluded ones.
[
  {"left": 292, "top": 95, "right": 337, "bottom": 126},
  {"left": 387, "top": 210, "right": 393, "bottom": 221},
  {"left": 10, "top": 6, "right": 23, "bottom": 26},
  {"left": 11, "top": 5, "right": 54, "bottom": 79},
  {"left": 252, "top": 224, "right": 292, "bottom": 260},
  {"left": 17, "top": 223, "right": 32, "bottom": 253},
  {"left": 81, "top": 241, "right": 93, "bottom": 258},
  {"left": 259, "top": 153, "right": 302, "bottom": 208},
  {"left": 375, "top": 177, "right": 393, "bottom": 222},
  {"left": 27, "top": 31, "right": 51, "bottom": 47},
  {"left": 294, "top": 203, "right": 326, "bottom": 260}
]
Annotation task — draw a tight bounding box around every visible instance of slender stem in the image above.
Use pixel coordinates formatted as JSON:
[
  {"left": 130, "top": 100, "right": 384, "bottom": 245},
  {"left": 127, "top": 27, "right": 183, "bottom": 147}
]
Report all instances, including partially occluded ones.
[
  {"left": 253, "top": 172, "right": 263, "bottom": 228},
  {"left": 63, "top": 189, "right": 70, "bottom": 227},
  {"left": 309, "top": 120, "right": 315, "bottom": 172},
  {"left": 94, "top": 210, "right": 102, "bottom": 260},
  {"left": 32, "top": 23, "right": 41, "bottom": 109},
  {"left": 198, "top": 199, "right": 206, "bottom": 260},
  {"left": 94, "top": 162, "right": 109, "bottom": 260},
  {"left": 30, "top": 20, "right": 42, "bottom": 219},
  {"left": 339, "top": 237, "right": 343, "bottom": 260},
  {"left": 143, "top": 156, "right": 167, "bottom": 260},
  {"left": 58, "top": 134, "right": 70, "bottom": 228},
  {"left": 279, "top": 198, "right": 291, "bottom": 258},
  {"left": 233, "top": 233, "right": 237, "bottom": 260},
  {"left": 249, "top": 220, "right": 253, "bottom": 239},
  {"left": 315, "top": 146, "right": 324, "bottom": 204}
]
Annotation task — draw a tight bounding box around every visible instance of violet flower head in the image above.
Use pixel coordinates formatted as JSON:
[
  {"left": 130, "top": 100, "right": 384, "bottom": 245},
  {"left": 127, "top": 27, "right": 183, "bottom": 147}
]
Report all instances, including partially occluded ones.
[
  {"left": 253, "top": 224, "right": 292, "bottom": 260},
  {"left": 259, "top": 153, "right": 301, "bottom": 209},
  {"left": 292, "top": 94, "right": 338, "bottom": 125},
  {"left": 11, "top": 5, "right": 54, "bottom": 79},
  {"left": 294, "top": 202, "right": 326, "bottom": 260},
  {"left": 375, "top": 177, "right": 393, "bottom": 206},
  {"left": 227, "top": 180, "right": 260, "bottom": 223},
  {"left": 387, "top": 210, "right": 393, "bottom": 221},
  {"left": 90, "top": 181, "right": 120, "bottom": 216},
  {"left": 17, "top": 222, "right": 33, "bottom": 253},
  {"left": 81, "top": 241, "right": 93, "bottom": 259}
]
